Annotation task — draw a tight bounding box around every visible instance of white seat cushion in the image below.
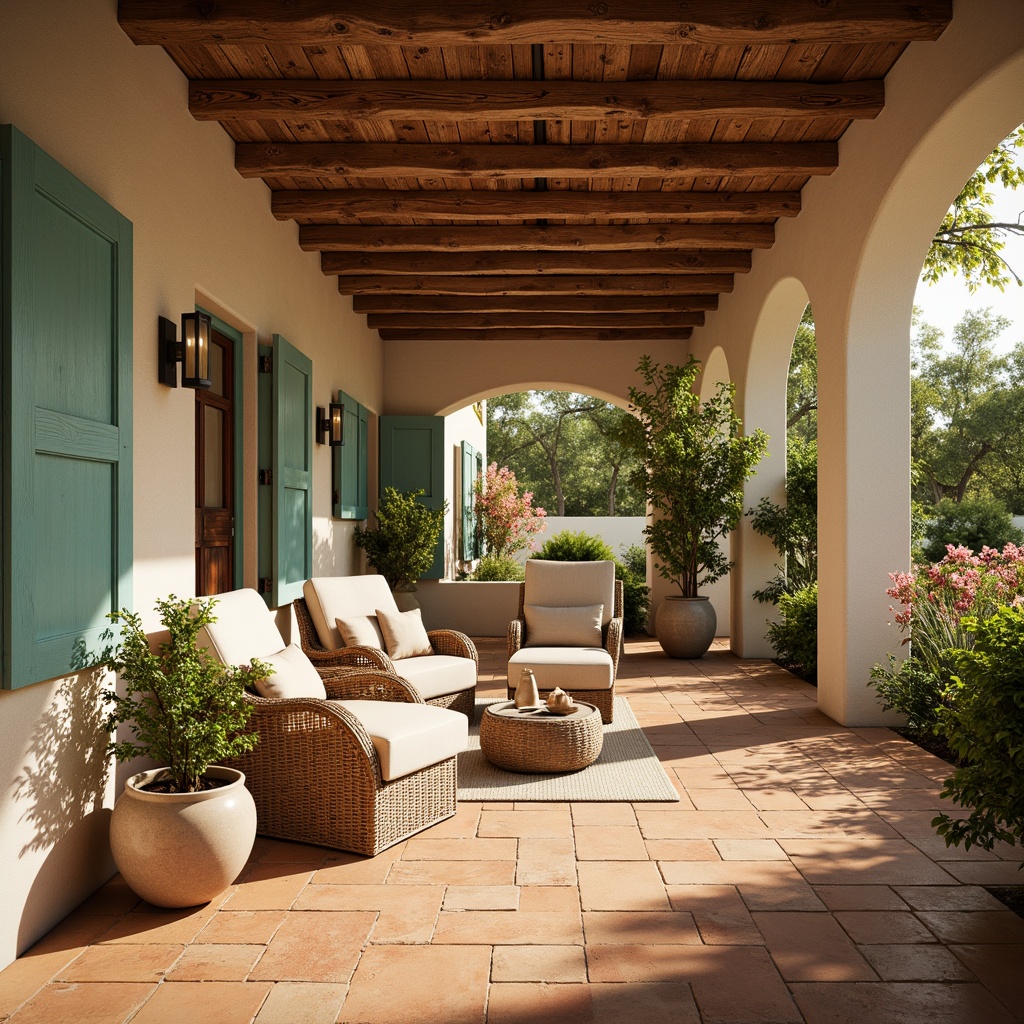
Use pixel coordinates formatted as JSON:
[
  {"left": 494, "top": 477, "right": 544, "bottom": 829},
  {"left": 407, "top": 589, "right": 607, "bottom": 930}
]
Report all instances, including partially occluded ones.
[
  {"left": 337, "top": 700, "right": 468, "bottom": 782},
  {"left": 304, "top": 575, "right": 398, "bottom": 651},
  {"left": 391, "top": 655, "right": 477, "bottom": 701},
  {"left": 507, "top": 647, "right": 614, "bottom": 691}
]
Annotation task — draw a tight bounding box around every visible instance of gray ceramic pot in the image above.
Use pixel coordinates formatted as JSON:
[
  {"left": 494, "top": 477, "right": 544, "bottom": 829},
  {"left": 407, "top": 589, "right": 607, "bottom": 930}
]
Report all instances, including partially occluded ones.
[{"left": 655, "top": 595, "right": 717, "bottom": 658}]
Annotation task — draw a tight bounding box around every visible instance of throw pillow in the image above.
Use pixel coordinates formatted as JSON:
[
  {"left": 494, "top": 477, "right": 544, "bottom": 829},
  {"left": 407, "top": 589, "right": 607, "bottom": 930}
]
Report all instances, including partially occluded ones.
[
  {"left": 336, "top": 614, "right": 385, "bottom": 649},
  {"left": 376, "top": 606, "right": 434, "bottom": 659},
  {"left": 253, "top": 643, "right": 327, "bottom": 700},
  {"left": 524, "top": 604, "right": 604, "bottom": 647}
]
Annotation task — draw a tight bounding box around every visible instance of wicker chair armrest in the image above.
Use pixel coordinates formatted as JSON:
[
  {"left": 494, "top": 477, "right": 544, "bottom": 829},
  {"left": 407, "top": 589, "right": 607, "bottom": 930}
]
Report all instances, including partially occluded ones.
[
  {"left": 507, "top": 618, "right": 525, "bottom": 658},
  {"left": 321, "top": 668, "right": 422, "bottom": 704},
  {"left": 605, "top": 616, "right": 624, "bottom": 676},
  {"left": 310, "top": 645, "right": 395, "bottom": 673},
  {"left": 427, "top": 629, "right": 478, "bottom": 665}
]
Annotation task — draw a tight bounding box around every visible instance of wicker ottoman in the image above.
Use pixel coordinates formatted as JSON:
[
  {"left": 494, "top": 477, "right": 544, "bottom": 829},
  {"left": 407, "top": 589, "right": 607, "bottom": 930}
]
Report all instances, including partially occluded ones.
[{"left": 479, "top": 700, "right": 603, "bottom": 773}]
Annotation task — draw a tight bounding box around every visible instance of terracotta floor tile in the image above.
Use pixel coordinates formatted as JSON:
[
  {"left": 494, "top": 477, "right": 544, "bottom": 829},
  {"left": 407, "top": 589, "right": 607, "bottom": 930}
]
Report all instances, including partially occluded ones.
[
  {"left": 859, "top": 943, "right": 976, "bottom": 981},
  {"left": 478, "top": 810, "right": 573, "bottom": 839},
  {"left": 813, "top": 885, "right": 909, "bottom": 911},
  {"left": 340, "top": 945, "right": 490, "bottom": 1024},
  {"left": 666, "top": 884, "right": 764, "bottom": 945},
  {"left": 249, "top": 912, "right": 375, "bottom": 983},
  {"left": 517, "top": 838, "right": 577, "bottom": 886},
  {"left": 254, "top": 981, "right": 347, "bottom": 1024},
  {"left": 196, "top": 910, "right": 288, "bottom": 945},
  {"left": 917, "top": 910, "right": 1024, "bottom": 944},
  {"left": 779, "top": 838, "right": 959, "bottom": 885},
  {"left": 485, "top": 982, "right": 592, "bottom": 1024},
  {"left": 645, "top": 839, "right": 721, "bottom": 861},
  {"left": 588, "top": 982, "right": 700, "bottom": 1024},
  {"left": 165, "top": 943, "right": 263, "bottom": 981},
  {"left": 58, "top": 943, "right": 183, "bottom": 983},
  {"left": 416, "top": 805, "right": 481, "bottom": 839},
  {"left": 223, "top": 867, "right": 315, "bottom": 911},
  {"left": 759, "top": 809, "right": 899, "bottom": 840},
  {"left": 72, "top": 876, "right": 141, "bottom": 917},
  {"left": 518, "top": 886, "right": 581, "bottom": 914},
  {"left": 893, "top": 885, "right": 1007, "bottom": 911},
  {"left": 751, "top": 912, "right": 876, "bottom": 981},
  {"left": 573, "top": 825, "right": 649, "bottom": 861},
  {"left": 130, "top": 980, "right": 273, "bottom": 1024},
  {"left": 636, "top": 810, "right": 769, "bottom": 840},
  {"left": 313, "top": 848, "right": 403, "bottom": 885},
  {"left": 713, "top": 839, "right": 789, "bottom": 861},
  {"left": 790, "top": 980, "right": 1017, "bottom": 1024},
  {"left": 951, "top": 943, "right": 1024, "bottom": 1014},
  {"left": 255, "top": 841, "right": 331, "bottom": 868},
  {"left": 402, "top": 837, "right": 518, "bottom": 861},
  {"left": 659, "top": 861, "right": 826, "bottom": 911},
  {"left": 834, "top": 910, "right": 937, "bottom": 944},
  {"left": 583, "top": 910, "right": 701, "bottom": 945},
  {"left": 570, "top": 804, "right": 637, "bottom": 826},
  {"left": 387, "top": 859, "right": 516, "bottom": 886},
  {"left": 444, "top": 884, "right": 520, "bottom": 910},
  {"left": 293, "top": 883, "right": 444, "bottom": 942},
  {"left": 686, "top": 789, "right": 755, "bottom": 811},
  {"left": 936, "top": 861, "right": 1024, "bottom": 884},
  {"left": 4, "top": 982, "right": 154, "bottom": 1024},
  {"left": 98, "top": 907, "right": 216, "bottom": 945},
  {"left": 577, "top": 862, "right": 670, "bottom": 911},
  {"left": 433, "top": 910, "right": 583, "bottom": 945},
  {"left": 491, "top": 944, "right": 588, "bottom": 982}
]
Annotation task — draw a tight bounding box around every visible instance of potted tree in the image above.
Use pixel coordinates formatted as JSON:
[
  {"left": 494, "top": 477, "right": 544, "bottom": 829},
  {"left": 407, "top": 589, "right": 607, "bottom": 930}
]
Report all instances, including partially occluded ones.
[
  {"left": 620, "top": 355, "right": 768, "bottom": 658},
  {"left": 354, "top": 487, "right": 448, "bottom": 607},
  {"left": 103, "top": 595, "right": 265, "bottom": 907}
]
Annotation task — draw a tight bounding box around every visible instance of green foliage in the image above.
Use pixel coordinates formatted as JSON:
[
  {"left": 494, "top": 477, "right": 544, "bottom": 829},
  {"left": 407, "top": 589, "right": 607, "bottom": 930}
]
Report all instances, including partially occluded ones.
[
  {"left": 531, "top": 530, "right": 650, "bottom": 635},
  {"left": 620, "top": 544, "right": 647, "bottom": 579},
  {"left": 922, "top": 124, "right": 1024, "bottom": 292},
  {"left": 869, "top": 655, "right": 948, "bottom": 734},
  {"left": 922, "top": 494, "right": 1024, "bottom": 563},
  {"left": 932, "top": 605, "right": 1024, "bottom": 856},
  {"left": 765, "top": 583, "right": 818, "bottom": 681},
  {"left": 473, "top": 463, "right": 547, "bottom": 559},
  {"left": 749, "top": 436, "right": 818, "bottom": 603},
  {"left": 470, "top": 555, "right": 525, "bottom": 582},
  {"left": 787, "top": 305, "right": 818, "bottom": 443},
  {"left": 354, "top": 487, "right": 447, "bottom": 591},
  {"left": 102, "top": 596, "right": 262, "bottom": 794},
  {"left": 620, "top": 355, "right": 769, "bottom": 598}
]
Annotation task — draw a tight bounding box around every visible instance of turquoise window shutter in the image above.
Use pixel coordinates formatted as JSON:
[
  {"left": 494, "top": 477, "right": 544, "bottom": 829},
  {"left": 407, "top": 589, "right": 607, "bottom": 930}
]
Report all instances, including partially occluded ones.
[
  {"left": 461, "top": 441, "right": 478, "bottom": 561},
  {"left": 379, "top": 415, "right": 445, "bottom": 580},
  {"left": 1, "top": 125, "right": 133, "bottom": 688},
  {"left": 257, "top": 334, "right": 313, "bottom": 607},
  {"left": 333, "top": 390, "right": 368, "bottom": 520}
]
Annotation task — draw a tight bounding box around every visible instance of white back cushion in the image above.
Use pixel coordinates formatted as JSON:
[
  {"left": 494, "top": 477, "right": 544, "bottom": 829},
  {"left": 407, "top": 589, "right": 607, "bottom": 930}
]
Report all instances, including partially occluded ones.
[
  {"left": 254, "top": 643, "right": 327, "bottom": 700},
  {"left": 303, "top": 575, "right": 399, "bottom": 650},
  {"left": 524, "top": 603, "right": 603, "bottom": 647},
  {"left": 524, "top": 560, "right": 615, "bottom": 625},
  {"left": 197, "top": 588, "right": 288, "bottom": 665}
]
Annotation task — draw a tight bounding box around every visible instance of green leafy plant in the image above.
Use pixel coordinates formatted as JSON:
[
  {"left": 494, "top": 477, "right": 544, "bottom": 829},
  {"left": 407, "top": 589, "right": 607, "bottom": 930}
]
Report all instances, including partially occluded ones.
[
  {"left": 102, "top": 596, "right": 262, "bottom": 794},
  {"left": 534, "top": 530, "right": 615, "bottom": 563},
  {"left": 932, "top": 604, "right": 1024, "bottom": 858},
  {"left": 619, "top": 355, "right": 769, "bottom": 598},
  {"left": 922, "top": 494, "right": 1024, "bottom": 563},
  {"left": 470, "top": 555, "right": 525, "bottom": 581},
  {"left": 354, "top": 487, "right": 448, "bottom": 592},
  {"left": 765, "top": 582, "right": 818, "bottom": 682}
]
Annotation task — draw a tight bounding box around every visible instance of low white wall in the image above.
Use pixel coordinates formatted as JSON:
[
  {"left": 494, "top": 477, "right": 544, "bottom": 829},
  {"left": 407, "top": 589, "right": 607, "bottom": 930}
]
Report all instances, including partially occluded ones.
[
  {"left": 415, "top": 580, "right": 521, "bottom": 637},
  {"left": 514, "top": 516, "right": 647, "bottom": 563}
]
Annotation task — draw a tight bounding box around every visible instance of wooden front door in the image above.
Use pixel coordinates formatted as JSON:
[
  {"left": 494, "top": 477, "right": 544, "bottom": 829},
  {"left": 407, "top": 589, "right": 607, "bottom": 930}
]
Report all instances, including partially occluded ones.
[{"left": 195, "top": 329, "right": 234, "bottom": 595}]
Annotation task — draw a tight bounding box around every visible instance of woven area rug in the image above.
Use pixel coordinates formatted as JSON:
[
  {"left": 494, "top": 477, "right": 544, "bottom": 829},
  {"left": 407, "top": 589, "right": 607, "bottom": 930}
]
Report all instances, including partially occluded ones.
[{"left": 457, "top": 697, "right": 679, "bottom": 802}]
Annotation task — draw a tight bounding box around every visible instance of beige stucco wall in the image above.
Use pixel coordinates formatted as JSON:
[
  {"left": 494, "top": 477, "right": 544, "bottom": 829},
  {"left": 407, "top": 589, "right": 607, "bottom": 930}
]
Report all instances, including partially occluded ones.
[{"left": 0, "top": 0, "right": 381, "bottom": 968}]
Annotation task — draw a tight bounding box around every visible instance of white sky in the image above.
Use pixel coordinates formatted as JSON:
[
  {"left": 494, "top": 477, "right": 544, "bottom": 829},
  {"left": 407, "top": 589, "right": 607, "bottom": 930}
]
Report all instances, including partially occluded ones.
[{"left": 912, "top": 179, "right": 1024, "bottom": 352}]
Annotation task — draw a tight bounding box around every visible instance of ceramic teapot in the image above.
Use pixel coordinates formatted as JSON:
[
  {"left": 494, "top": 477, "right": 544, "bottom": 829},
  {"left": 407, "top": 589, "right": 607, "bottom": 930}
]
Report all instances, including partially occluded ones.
[{"left": 545, "top": 687, "right": 574, "bottom": 710}]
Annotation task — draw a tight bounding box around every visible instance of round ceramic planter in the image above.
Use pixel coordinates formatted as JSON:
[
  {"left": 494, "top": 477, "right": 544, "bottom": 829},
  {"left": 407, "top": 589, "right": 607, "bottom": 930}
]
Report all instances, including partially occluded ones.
[
  {"left": 655, "top": 595, "right": 717, "bottom": 659},
  {"left": 109, "top": 765, "right": 257, "bottom": 908}
]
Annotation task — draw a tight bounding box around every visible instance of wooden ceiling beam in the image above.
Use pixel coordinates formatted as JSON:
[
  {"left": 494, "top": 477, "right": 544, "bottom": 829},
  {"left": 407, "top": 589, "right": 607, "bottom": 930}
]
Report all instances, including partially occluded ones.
[
  {"left": 120, "top": 1, "right": 952, "bottom": 47},
  {"left": 236, "top": 142, "right": 838, "bottom": 181},
  {"left": 378, "top": 328, "right": 693, "bottom": 342},
  {"left": 323, "top": 250, "right": 751, "bottom": 275},
  {"left": 273, "top": 188, "right": 800, "bottom": 223},
  {"left": 300, "top": 223, "right": 773, "bottom": 253},
  {"left": 337, "top": 273, "right": 735, "bottom": 296},
  {"left": 192, "top": 78, "right": 884, "bottom": 123},
  {"left": 352, "top": 294, "right": 718, "bottom": 314},
  {"left": 367, "top": 311, "right": 704, "bottom": 330}
]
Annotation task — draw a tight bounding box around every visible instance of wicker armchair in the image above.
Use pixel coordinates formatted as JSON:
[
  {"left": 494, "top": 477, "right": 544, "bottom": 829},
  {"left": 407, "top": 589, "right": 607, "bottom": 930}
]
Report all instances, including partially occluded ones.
[
  {"left": 200, "top": 589, "right": 465, "bottom": 856},
  {"left": 295, "top": 576, "right": 478, "bottom": 718},
  {"left": 507, "top": 561, "right": 623, "bottom": 723}
]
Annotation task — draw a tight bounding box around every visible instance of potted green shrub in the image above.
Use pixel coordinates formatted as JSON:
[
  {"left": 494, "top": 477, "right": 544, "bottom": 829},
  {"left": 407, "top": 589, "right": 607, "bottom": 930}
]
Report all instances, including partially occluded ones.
[
  {"left": 355, "top": 487, "right": 448, "bottom": 604},
  {"left": 620, "top": 355, "right": 768, "bottom": 657},
  {"left": 103, "top": 595, "right": 265, "bottom": 908}
]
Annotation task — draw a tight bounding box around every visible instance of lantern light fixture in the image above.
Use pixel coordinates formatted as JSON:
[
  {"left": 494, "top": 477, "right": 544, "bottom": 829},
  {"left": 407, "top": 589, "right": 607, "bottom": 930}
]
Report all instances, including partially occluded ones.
[
  {"left": 316, "top": 402, "right": 344, "bottom": 446},
  {"left": 158, "top": 311, "right": 212, "bottom": 389}
]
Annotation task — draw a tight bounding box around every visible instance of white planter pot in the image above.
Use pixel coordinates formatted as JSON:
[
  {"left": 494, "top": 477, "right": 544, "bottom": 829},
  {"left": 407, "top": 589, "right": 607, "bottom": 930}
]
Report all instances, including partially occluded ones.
[
  {"left": 110, "top": 765, "right": 257, "bottom": 908},
  {"left": 655, "top": 595, "right": 717, "bottom": 659}
]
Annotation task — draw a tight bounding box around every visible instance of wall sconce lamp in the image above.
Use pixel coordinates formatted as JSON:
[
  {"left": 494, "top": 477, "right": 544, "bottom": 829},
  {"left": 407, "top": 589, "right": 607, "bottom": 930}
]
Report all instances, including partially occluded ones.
[
  {"left": 158, "top": 312, "right": 212, "bottom": 389},
  {"left": 316, "top": 402, "right": 344, "bottom": 446}
]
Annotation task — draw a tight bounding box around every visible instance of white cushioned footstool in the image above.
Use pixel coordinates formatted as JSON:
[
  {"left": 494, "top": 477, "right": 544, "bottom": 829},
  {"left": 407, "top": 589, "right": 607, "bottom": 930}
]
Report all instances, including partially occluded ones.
[{"left": 506, "top": 560, "right": 624, "bottom": 723}]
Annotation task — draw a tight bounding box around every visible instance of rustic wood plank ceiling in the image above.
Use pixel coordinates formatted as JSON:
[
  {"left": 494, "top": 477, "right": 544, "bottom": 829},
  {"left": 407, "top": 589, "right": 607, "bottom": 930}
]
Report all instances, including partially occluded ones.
[{"left": 119, "top": 1, "right": 952, "bottom": 344}]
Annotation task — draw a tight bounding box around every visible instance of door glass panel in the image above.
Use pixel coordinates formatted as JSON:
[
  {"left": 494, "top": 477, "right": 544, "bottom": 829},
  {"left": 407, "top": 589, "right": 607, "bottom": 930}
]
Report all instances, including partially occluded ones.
[
  {"left": 208, "top": 341, "right": 225, "bottom": 397},
  {"left": 203, "top": 405, "right": 224, "bottom": 507}
]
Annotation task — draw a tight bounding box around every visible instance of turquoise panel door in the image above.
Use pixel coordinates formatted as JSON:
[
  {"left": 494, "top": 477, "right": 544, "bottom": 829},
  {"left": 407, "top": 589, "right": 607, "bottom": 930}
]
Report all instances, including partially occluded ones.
[
  {"left": 379, "top": 415, "right": 445, "bottom": 580},
  {"left": 461, "top": 441, "right": 478, "bottom": 560},
  {"left": 1, "top": 125, "right": 133, "bottom": 688},
  {"left": 334, "top": 390, "right": 368, "bottom": 520}
]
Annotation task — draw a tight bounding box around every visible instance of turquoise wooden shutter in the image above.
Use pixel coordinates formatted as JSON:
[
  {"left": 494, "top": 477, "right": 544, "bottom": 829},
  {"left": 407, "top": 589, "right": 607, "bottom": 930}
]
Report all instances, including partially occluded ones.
[
  {"left": 333, "top": 390, "right": 368, "bottom": 520},
  {"left": 461, "top": 441, "right": 478, "bottom": 560},
  {"left": 257, "top": 334, "right": 312, "bottom": 607},
  {"left": 1, "top": 125, "right": 133, "bottom": 688},
  {"left": 379, "top": 415, "right": 445, "bottom": 580}
]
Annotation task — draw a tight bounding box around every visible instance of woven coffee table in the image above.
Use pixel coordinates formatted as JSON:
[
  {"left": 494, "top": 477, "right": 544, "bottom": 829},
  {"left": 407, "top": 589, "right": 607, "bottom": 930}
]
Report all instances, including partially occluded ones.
[{"left": 479, "top": 700, "right": 603, "bottom": 773}]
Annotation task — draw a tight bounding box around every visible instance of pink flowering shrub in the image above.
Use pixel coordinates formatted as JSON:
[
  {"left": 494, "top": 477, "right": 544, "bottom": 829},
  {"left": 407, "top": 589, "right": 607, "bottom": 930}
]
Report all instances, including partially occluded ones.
[
  {"left": 870, "top": 543, "right": 1024, "bottom": 731},
  {"left": 473, "top": 463, "right": 547, "bottom": 560}
]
